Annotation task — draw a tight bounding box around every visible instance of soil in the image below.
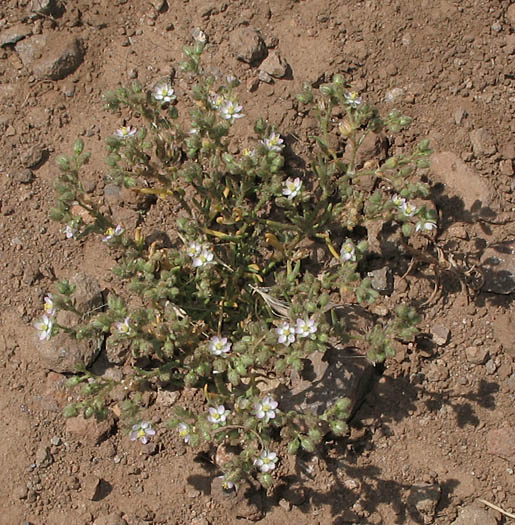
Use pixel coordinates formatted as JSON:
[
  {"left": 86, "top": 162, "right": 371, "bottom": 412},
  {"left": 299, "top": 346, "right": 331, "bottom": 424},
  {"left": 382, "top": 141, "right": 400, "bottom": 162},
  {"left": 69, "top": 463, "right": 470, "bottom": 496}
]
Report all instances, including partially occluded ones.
[{"left": 0, "top": 1, "right": 514, "bottom": 524}]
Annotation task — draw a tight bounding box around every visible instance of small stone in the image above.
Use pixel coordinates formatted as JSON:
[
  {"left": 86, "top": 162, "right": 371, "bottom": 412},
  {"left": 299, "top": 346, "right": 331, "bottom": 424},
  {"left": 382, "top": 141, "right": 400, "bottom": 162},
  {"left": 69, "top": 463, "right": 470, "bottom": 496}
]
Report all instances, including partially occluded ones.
[
  {"left": 35, "top": 444, "right": 53, "bottom": 468},
  {"left": 12, "top": 168, "right": 34, "bottom": 184},
  {"left": 21, "top": 144, "right": 46, "bottom": 168},
  {"left": 65, "top": 411, "right": 116, "bottom": 445},
  {"left": 431, "top": 325, "right": 450, "bottom": 346},
  {"left": 258, "top": 70, "right": 273, "bottom": 84},
  {"left": 454, "top": 107, "right": 467, "bottom": 126},
  {"left": 30, "top": 0, "right": 58, "bottom": 16},
  {"left": 469, "top": 128, "right": 496, "bottom": 157},
  {"left": 451, "top": 504, "right": 498, "bottom": 525},
  {"left": 155, "top": 389, "right": 180, "bottom": 407},
  {"left": 83, "top": 474, "right": 102, "bottom": 501},
  {"left": 50, "top": 436, "right": 61, "bottom": 446},
  {"left": 464, "top": 346, "right": 489, "bottom": 365},
  {"left": 246, "top": 76, "right": 259, "bottom": 92},
  {"left": 407, "top": 483, "right": 441, "bottom": 525},
  {"left": 259, "top": 51, "right": 289, "bottom": 78},
  {"left": 229, "top": 27, "right": 267, "bottom": 65},
  {"left": 368, "top": 267, "right": 393, "bottom": 293},
  {"left": 0, "top": 24, "right": 32, "bottom": 47},
  {"left": 480, "top": 243, "right": 515, "bottom": 294},
  {"left": 491, "top": 21, "right": 502, "bottom": 32},
  {"left": 485, "top": 359, "right": 497, "bottom": 375}
]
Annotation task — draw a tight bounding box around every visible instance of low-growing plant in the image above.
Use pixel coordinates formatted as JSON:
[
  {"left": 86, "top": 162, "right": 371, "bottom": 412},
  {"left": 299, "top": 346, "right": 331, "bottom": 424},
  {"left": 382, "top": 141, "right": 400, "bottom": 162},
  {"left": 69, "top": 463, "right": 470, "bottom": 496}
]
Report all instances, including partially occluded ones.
[{"left": 39, "top": 36, "right": 435, "bottom": 489}]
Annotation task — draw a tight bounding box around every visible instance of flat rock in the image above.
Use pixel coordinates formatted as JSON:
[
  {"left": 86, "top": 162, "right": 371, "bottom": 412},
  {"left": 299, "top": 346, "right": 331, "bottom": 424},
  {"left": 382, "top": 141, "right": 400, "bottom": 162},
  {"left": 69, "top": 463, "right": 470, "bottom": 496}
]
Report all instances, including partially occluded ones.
[
  {"left": 259, "top": 51, "right": 289, "bottom": 78},
  {"left": 32, "top": 34, "right": 84, "bottom": 80},
  {"left": 486, "top": 426, "right": 515, "bottom": 462},
  {"left": 451, "top": 504, "right": 498, "bottom": 525},
  {"left": 65, "top": 411, "right": 116, "bottom": 445},
  {"left": 431, "top": 325, "right": 450, "bottom": 346},
  {"left": 368, "top": 266, "right": 393, "bottom": 293},
  {"left": 480, "top": 242, "right": 515, "bottom": 294},
  {"left": 0, "top": 24, "right": 32, "bottom": 47},
  {"left": 16, "top": 34, "right": 47, "bottom": 67},
  {"left": 430, "top": 151, "right": 491, "bottom": 210},
  {"left": 229, "top": 27, "right": 267, "bottom": 65}
]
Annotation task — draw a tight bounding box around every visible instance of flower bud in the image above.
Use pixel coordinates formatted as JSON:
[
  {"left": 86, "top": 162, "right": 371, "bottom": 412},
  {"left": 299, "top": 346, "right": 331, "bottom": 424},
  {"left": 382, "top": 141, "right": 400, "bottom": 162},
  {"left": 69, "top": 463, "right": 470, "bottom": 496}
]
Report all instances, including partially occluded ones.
[{"left": 338, "top": 119, "right": 354, "bottom": 138}]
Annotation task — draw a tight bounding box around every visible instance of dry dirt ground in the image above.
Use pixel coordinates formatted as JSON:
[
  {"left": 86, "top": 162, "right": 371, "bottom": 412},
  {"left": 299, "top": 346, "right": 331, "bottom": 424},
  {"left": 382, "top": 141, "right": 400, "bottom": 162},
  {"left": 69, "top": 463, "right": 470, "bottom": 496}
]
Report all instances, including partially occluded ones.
[{"left": 0, "top": 0, "right": 514, "bottom": 524}]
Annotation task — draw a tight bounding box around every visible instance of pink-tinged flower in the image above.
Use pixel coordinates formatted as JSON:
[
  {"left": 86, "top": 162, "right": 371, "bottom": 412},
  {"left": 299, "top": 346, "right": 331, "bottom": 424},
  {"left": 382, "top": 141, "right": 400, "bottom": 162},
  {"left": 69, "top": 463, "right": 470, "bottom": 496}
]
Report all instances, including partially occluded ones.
[
  {"left": 391, "top": 194, "right": 406, "bottom": 209},
  {"left": 275, "top": 321, "right": 296, "bottom": 346},
  {"left": 209, "top": 335, "right": 231, "bottom": 357},
  {"left": 114, "top": 316, "right": 132, "bottom": 335},
  {"left": 130, "top": 421, "right": 156, "bottom": 444},
  {"left": 254, "top": 450, "right": 278, "bottom": 473},
  {"left": 253, "top": 396, "right": 278, "bottom": 423},
  {"left": 102, "top": 225, "right": 124, "bottom": 243},
  {"left": 262, "top": 132, "right": 284, "bottom": 152},
  {"left": 34, "top": 315, "right": 53, "bottom": 341},
  {"left": 115, "top": 126, "right": 137, "bottom": 139},
  {"left": 282, "top": 177, "right": 302, "bottom": 200},
  {"left": 153, "top": 82, "right": 176, "bottom": 103},
  {"left": 177, "top": 423, "right": 191, "bottom": 443},
  {"left": 43, "top": 295, "right": 56, "bottom": 317},
  {"left": 344, "top": 91, "right": 362, "bottom": 108},
  {"left": 207, "top": 405, "right": 229, "bottom": 425},
  {"left": 400, "top": 201, "right": 417, "bottom": 217},
  {"left": 296, "top": 317, "right": 317, "bottom": 338},
  {"left": 63, "top": 224, "right": 77, "bottom": 239},
  {"left": 219, "top": 100, "right": 244, "bottom": 122}
]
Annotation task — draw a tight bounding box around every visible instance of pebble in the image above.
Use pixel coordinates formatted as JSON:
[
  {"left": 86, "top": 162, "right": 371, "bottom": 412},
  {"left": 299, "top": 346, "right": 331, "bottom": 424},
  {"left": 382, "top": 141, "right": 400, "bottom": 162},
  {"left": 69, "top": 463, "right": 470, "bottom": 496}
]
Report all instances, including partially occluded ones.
[
  {"left": 431, "top": 325, "right": 450, "bottom": 346},
  {"left": 229, "top": 27, "right": 267, "bottom": 65},
  {"left": 35, "top": 444, "right": 53, "bottom": 468},
  {"left": 368, "top": 267, "right": 393, "bottom": 293},
  {"left": 12, "top": 168, "right": 34, "bottom": 184},
  {"left": 464, "top": 346, "right": 489, "bottom": 365},
  {"left": 259, "top": 51, "right": 289, "bottom": 78},
  {"left": 484, "top": 359, "right": 497, "bottom": 375},
  {"left": 469, "top": 128, "right": 496, "bottom": 157}
]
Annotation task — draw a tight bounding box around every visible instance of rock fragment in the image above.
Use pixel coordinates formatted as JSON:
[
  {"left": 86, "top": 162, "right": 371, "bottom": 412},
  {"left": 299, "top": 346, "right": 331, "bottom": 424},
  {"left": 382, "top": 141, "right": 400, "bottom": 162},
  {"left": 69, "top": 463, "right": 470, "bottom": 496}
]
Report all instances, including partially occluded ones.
[
  {"left": 13, "top": 168, "right": 34, "bottom": 185},
  {"left": 469, "top": 128, "right": 496, "bottom": 157},
  {"left": 65, "top": 411, "right": 116, "bottom": 445},
  {"left": 229, "top": 27, "right": 267, "bottom": 65},
  {"left": 83, "top": 474, "right": 103, "bottom": 501},
  {"left": 407, "top": 483, "right": 441, "bottom": 525},
  {"left": 368, "top": 267, "right": 393, "bottom": 293},
  {"left": 464, "top": 346, "right": 489, "bottom": 365},
  {"left": 32, "top": 35, "right": 84, "bottom": 80},
  {"left": 259, "top": 51, "right": 289, "bottom": 78},
  {"left": 30, "top": 0, "right": 59, "bottom": 16},
  {"left": 93, "top": 513, "right": 128, "bottom": 525},
  {"left": 0, "top": 24, "right": 32, "bottom": 47},
  {"left": 21, "top": 144, "right": 46, "bottom": 168},
  {"left": 35, "top": 444, "right": 53, "bottom": 468},
  {"left": 431, "top": 325, "right": 450, "bottom": 346}
]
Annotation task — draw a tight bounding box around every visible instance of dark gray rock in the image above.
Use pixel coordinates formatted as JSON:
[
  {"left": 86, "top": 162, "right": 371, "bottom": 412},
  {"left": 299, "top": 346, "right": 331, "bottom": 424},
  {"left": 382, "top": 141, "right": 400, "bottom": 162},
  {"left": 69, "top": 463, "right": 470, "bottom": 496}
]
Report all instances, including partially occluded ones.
[{"left": 368, "top": 266, "right": 393, "bottom": 294}]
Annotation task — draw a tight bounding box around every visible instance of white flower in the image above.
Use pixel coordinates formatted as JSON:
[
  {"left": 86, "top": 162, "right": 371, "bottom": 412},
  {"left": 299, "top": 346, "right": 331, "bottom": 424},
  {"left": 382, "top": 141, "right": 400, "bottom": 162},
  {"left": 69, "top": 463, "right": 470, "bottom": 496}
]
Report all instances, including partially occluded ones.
[
  {"left": 262, "top": 132, "right": 284, "bottom": 152},
  {"left": 186, "top": 242, "right": 202, "bottom": 258},
  {"left": 219, "top": 476, "right": 237, "bottom": 491},
  {"left": 192, "top": 246, "right": 214, "bottom": 268},
  {"left": 209, "top": 335, "right": 232, "bottom": 357},
  {"left": 253, "top": 396, "right": 278, "bottom": 423},
  {"left": 43, "top": 295, "right": 56, "bottom": 317},
  {"left": 344, "top": 91, "right": 362, "bottom": 108},
  {"left": 254, "top": 450, "right": 278, "bottom": 473},
  {"left": 242, "top": 148, "right": 255, "bottom": 158},
  {"left": 275, "top": 321, "right": 296, "bottom": 346},
  {"left": 219, "top": 100, "right": 244, "bottom": 122},
  {"left": 207, "top": 405, "right": 229, "bottom": 425},
  {"left": 34, "top": 315, "right": 53, "bottom": 341},
  {"left": 63, "top": 224, "right": 77, "bottom": 239},
  {"left": 114, "top": 316, "right": 132, "bottom": 335},
  {"left": 400, "top": 201, "right": 417, "bottom": 217},
  {"left": 282, "top": 177, "right": 302, "bottom": 200},
  {"left": 391, "top": 194, "right": 406, "bottom": 209},
  {"left": 208, "top": 93, "right": 225, "bottom": 109},
  {"left": 177, "top": 422, "right": 191, "bottom": 443},
  {"left": 340, "top": 239, "right": 356, "bottom": 262},
  {"left": 102, "top": 225, "right": 124, "bottom": 243},
  {"left": 296, "top": 317, "right": 317, "bottom": 338},
  {"left": 192, "top": 28, "right": 207, "bottom": 43},
  {"left": 153, "top": 82, "right": 176, "bottom": 103},
  {"left": 115, "top": 126, "right": 137, "bottom": 139},
  {"left": 130, "top": 421, "right": 156, "bottom": 444},
  {"left": 416, "top": 220, "right": 437, "bottom": 232}
]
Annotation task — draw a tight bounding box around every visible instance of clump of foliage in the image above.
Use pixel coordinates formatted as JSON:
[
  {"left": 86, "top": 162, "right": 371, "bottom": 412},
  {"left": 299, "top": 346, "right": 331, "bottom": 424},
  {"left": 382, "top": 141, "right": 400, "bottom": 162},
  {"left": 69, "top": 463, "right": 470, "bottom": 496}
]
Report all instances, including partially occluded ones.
[{"left": 39, "top": 37, "right": 435, "bottom": 489}]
